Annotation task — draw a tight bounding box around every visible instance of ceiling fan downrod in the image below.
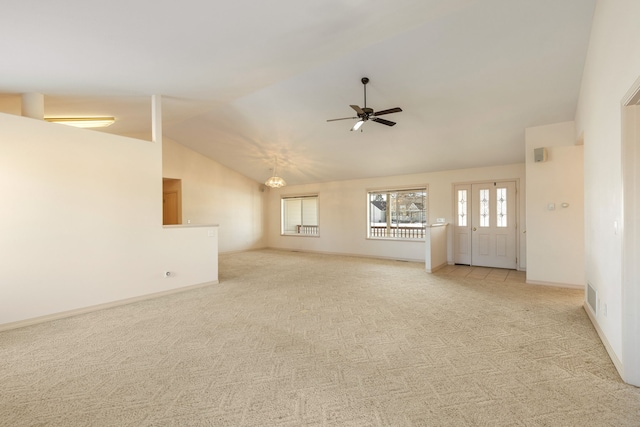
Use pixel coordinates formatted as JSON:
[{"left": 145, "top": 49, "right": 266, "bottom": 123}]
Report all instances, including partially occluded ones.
[{"left": 362, "top": 77, "right": 369, "bottom": 108}]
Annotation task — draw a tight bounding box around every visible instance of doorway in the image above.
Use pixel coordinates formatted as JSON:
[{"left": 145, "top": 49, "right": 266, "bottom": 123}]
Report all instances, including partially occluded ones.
[
  {"left": 162, "top": 178, "right": 182, "bottom": 225},
  {"left": 453, "top": 181, "right": 517, "bottom": 269},
  {"left": 621, "top": 78, "right": 640, "bottom": 385}
]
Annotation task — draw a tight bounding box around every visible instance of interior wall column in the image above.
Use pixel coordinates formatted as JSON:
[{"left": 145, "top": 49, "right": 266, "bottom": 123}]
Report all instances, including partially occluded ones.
[
  {"left": 21, "top": 93, "right": 44, "bottom": 120},
  {"left": 152, "top": 94, "right": 162, "bottom": 144}
]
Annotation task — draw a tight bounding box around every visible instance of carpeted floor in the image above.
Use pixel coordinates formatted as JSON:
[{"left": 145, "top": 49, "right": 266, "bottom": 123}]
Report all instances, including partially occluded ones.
[{"left": 1, "top": 249, "right": 639, "bottom": 426}]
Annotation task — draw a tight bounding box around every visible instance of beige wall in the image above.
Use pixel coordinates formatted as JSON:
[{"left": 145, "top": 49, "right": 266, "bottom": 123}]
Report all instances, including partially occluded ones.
[
  {"left": 266, "top": 163, "right": 526, "bottom": 265},
  {"left": 525, "top": 121, "right": 584, "bottom": 287},
  {"left": 575, "top": 0, "right": 640, "bottom": 384},
  {"left": 162, "top": 137, "right": 267, "bottom": 253},
  {"left": 0, "top": 113, "right": 218, "bottom": 328},
  {"left": 0, "top": 94, "right": 21, "bottom": 115}
]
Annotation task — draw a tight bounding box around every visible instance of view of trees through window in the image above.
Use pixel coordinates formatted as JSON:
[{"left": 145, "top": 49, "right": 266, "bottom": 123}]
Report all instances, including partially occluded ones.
[{"left": 368, "top": 188, "right": 427, "bottom": 239}]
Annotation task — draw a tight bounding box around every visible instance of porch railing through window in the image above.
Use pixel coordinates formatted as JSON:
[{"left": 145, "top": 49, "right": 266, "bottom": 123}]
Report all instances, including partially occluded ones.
[
  {"left": 369, "top": 225, "right": 425, "bottom": 239},
  {"left": 296, "top": 225, "right": 318, "bottom": 235}
]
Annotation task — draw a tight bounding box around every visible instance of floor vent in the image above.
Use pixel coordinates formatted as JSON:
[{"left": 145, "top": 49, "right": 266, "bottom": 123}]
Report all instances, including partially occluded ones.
[{"left": 587, "top": 282, "right": 597, "bottom": 314}]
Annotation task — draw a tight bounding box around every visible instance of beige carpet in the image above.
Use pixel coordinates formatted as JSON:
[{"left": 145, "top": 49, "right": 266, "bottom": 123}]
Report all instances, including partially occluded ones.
[{"left": 1, "top": 249, "right": 639, "bottom": 426}]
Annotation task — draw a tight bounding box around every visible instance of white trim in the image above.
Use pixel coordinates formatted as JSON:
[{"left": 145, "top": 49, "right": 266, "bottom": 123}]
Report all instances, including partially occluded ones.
[
  {"left": 270, "top": 247, "right": 424, "bottom": 263},
  {"left": 279, "top": 192, "right": 320, "bottom": 199},
  {"left": 583, "top": 304, "right": 623, "bottom": 378},
  {"left": 452, "top": 179, "right": 520, "bottom": 269},
  {"left": 219, "top": 247, "right": 268, "bottom": 256},
  {"left": 365, "top": 184, "right": 429, "bottom": 193},
  {"left": 366, "top": 186, "right": 429, "bottom": 240},
  {"left": 151, "top": 94, "right": 162, "bottom": 144},
  {"left": 163, "top": 223, "right": 219, "bottom": 229},
  {"left": 280, "top": 193, "right": 318, "bottom": 199},
  {"left": 621, "top": 74, "right": 640, "bottom": 106},
  {"left": 280, "top": 194, "right": 319, "bottom": 236},
  {"left": 425, "top": 262, "right": 448, "bottom": 273},
  {"left": 0, "top": 281, "right": 217, "bottom": 333},
  {"left": 620, "top": 78, "right": 640, "bottom": 386},
  {"left": 365, "top": 237, "right": 426, "bottom": 242},
  {"left": 525, "top": 279, "right": 584, "bottom": 290}
]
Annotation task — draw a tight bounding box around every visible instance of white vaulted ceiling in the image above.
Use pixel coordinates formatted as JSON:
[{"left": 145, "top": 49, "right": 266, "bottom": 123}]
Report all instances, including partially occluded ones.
[{"left": 0, "top": 0, "right": 595, "bottom": 185}]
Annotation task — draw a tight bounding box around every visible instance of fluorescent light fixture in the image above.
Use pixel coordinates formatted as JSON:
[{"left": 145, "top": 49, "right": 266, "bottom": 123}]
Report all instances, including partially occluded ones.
[
  {"left": 45, "top": 117, "right": 115, "bottom": 128},
  {"left": 351, "top": 120, "right": 364, "bottom": 131}
]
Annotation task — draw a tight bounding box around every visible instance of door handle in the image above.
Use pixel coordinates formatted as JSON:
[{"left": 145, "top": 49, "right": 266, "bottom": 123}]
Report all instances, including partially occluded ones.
[{"left": 473, "top": 227, "right": 477, "bottom": 231}]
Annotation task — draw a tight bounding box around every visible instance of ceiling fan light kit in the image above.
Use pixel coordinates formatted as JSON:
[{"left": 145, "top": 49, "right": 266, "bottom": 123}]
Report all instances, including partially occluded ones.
[{"left": 327, "top": 77, "right": 402, "bottom": 131}]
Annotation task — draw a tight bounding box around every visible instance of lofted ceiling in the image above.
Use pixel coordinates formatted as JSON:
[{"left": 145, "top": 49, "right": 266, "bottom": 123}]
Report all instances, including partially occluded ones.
[{"left": 0, "top": 0, "right": 595, "bottom": 185}]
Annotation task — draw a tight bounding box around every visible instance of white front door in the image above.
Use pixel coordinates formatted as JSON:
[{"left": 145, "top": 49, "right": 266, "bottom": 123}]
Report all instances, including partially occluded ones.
[{"left": 454, "top": 181, "right": 517, "bottom": 269}]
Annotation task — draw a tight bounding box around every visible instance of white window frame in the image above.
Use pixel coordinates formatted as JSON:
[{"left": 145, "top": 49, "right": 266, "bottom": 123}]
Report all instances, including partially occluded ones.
[
  {"left": 281, "top": 194, "right": 319, "bottom": 236},
  {"left": 367, "top": 186, "right": 428, "bottom": 240}
]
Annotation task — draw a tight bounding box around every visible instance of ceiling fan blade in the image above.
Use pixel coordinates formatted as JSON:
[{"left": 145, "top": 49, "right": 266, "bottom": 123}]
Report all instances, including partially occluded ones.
[
  {"left": 327, "top": 116, "right": 358, "bottom": 122},
  {"left": 371, "top": 117, "right": 396, "bottom": 127},
  {"left": 373, "top": 107, "right": 402, "bottom": 116},
  {"left": 350, "top": 105, "right": 365, "bottom": 115}
]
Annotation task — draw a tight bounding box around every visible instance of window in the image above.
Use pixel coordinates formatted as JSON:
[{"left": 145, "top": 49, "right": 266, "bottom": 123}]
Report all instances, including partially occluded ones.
[
  {"left": 479, "top": 189, "right": 490, "bottom": 227},
  {"left": 368, "top": 188, "right": 427, "bottom": 239},
  {"left": 457, "top": 189, "right": 467, "bottom": 226},
  {"left": 281, "top": 195, "right": 318, "bottom": 235},
  {"left": 496, "top": 187, "right": 507, "bottom": 227}
]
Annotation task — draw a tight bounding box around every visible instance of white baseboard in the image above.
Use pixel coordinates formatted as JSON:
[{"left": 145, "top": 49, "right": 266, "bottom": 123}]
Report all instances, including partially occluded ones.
[
  {"left": 268, "top": 247, "right": 424, "bottom": 264},
  {"left": 526, "top": 279, "right": 584, "bottom": 290},
  {"left": 426, "top": 262, "right": 448, "bottom": 273},
  {"left": 219, "top": 246, "right": 268, "bottom": 256},
  {"left": 583, "top": 303, "right": 623, "bottom": 378},
  {"left": 0, "top": 281, "right": 218, "bottom": 333}
]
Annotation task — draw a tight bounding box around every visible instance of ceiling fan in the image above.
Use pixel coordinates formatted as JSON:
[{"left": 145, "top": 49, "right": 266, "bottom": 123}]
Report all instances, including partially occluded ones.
[{"left": 327, "top": 77, "right": 402, "bottom": 131}]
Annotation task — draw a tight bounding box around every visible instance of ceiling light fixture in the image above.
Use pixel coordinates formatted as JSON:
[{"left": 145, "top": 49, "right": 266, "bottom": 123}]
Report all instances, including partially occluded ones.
[
  {"left": 264, "top": 157, "right": 286, "bottom": 188},
  {"left": 351, "top": 120, "right": 364, "bottom": 131},
  {"left": 44, "top": 117, "right": 116, "bottom": 128}
]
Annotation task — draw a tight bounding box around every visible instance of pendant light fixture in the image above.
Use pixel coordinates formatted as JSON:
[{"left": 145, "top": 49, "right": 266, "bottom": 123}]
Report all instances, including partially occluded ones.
[{"left": 264, "top": 157, "right": 286, "bottom": 188}]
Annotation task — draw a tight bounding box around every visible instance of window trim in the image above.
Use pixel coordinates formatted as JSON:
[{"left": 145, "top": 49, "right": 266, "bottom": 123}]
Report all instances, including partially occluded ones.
[
  {"left": 280, "top": 194, "right": 320, "bottom": 237},
  {"left": 366, "top": 185, "right": 428, "bottom": 241}
]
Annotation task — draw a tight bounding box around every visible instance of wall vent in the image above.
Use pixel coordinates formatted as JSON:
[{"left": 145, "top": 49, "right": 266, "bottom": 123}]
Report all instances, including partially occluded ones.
[{"left": 587, "top": 282, "right": 597, "bottom": 314}]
